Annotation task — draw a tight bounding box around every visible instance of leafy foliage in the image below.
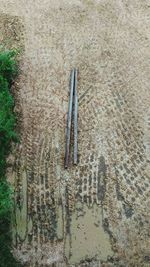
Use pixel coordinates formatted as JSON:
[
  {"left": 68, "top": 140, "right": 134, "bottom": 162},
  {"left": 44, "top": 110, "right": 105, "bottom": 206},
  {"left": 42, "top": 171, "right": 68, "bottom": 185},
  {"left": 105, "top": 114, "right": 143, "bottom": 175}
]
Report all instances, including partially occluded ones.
[
  {"left": 0, "top": 50, "right": 18, "bottom": 85},
  {"left": 0, "top": 49, "right": 21, "bottom": 266},
  {"left": 0, "top": 180, "right": 12, "bottom": 218}
]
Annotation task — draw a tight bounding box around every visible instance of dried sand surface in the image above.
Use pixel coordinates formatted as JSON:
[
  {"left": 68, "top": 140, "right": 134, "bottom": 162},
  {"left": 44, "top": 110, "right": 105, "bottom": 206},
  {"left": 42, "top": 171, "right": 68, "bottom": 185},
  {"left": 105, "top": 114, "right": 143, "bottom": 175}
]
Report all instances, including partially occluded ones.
[{"left": 0, "top": 0, "right": 150, "bottom": 266}]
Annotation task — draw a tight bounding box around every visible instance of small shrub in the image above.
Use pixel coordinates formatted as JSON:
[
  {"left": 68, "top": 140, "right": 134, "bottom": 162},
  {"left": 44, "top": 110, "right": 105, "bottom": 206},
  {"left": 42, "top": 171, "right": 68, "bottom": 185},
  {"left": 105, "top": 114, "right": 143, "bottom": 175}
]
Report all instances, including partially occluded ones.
[
  {"left": 0, "top": 50, "right": 18, "bottom": 85},
  {"left": 0, "top": 49, "right": 21, "bottom": 267},
  {"left": 0, "top": 179, "right": 12, "bottom": 218}
]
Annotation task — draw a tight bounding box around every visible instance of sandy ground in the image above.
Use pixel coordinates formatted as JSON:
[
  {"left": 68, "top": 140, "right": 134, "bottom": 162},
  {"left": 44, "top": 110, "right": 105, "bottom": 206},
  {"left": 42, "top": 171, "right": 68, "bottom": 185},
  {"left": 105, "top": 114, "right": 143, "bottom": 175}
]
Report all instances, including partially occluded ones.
[{"left": 0, "top": 0, "right": 150, "bottom": 266}]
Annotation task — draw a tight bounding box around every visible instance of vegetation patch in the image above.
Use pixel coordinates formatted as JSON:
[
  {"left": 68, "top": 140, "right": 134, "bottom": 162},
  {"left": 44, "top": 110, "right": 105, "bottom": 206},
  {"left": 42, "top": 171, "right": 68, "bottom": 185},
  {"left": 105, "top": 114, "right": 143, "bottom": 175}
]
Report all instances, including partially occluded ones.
[{"left": 0, "top": 48, "right": 21, "bottom": 266}]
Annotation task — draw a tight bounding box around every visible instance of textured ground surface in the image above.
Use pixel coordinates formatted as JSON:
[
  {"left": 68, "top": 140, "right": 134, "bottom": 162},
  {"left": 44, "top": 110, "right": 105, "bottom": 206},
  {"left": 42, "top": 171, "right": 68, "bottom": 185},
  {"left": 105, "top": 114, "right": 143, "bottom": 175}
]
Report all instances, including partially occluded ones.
[{"left": 0, "top": 0, "right": 150, "bottom": 266}]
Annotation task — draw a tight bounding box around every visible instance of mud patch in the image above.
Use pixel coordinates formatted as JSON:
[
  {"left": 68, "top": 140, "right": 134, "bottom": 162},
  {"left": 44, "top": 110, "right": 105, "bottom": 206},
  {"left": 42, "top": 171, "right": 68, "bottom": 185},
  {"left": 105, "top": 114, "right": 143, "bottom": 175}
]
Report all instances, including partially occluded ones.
[
  {"left": 13, "top": 242, "right": 64, "bottom": 266},
  {"left": 65, "top": 203, "right": 113, "bottom": 264},
  {"left": 0, "top": 13, "right": 24, "bottom": 50}
]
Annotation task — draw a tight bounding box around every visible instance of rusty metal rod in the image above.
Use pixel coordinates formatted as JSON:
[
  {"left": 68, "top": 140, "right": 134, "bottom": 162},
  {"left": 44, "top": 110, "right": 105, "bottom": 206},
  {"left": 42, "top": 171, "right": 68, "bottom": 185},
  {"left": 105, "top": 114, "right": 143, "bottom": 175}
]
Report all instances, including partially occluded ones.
[
  {"left": 64, "top": 69, "right": 75, "bottom": 168},
  {"left": 73, "top": 68, "right": 78, "bottom": 165}
]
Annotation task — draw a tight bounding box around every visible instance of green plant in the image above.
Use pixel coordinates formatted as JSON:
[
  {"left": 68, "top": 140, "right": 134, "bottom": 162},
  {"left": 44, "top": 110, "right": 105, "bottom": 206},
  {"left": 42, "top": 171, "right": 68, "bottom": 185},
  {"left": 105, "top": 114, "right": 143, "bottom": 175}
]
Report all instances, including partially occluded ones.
[
  {"left": 0, "top": 50, "right": 18, "bottom": 85},
  {"left": 0, "top": 49, "right": 21, "bottom": 267}
]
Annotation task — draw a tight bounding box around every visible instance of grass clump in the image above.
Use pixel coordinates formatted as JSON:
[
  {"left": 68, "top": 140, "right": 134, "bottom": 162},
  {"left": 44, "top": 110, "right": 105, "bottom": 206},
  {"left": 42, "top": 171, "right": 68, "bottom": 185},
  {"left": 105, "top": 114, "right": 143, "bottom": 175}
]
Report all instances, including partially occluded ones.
[{"left": 0, "top": 48, "right": 21, "bottom": 267}]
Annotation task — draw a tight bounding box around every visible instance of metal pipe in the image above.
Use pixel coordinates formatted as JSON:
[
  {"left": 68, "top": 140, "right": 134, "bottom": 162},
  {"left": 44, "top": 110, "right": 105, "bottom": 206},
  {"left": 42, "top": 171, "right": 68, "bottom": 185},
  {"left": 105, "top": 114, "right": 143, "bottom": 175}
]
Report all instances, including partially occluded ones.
[
  {"left": 64, "top": 69, "right": 75, "bottom": 168},
  {"left": 73, "top": 68, "right": 78, "bottom": 165}
]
